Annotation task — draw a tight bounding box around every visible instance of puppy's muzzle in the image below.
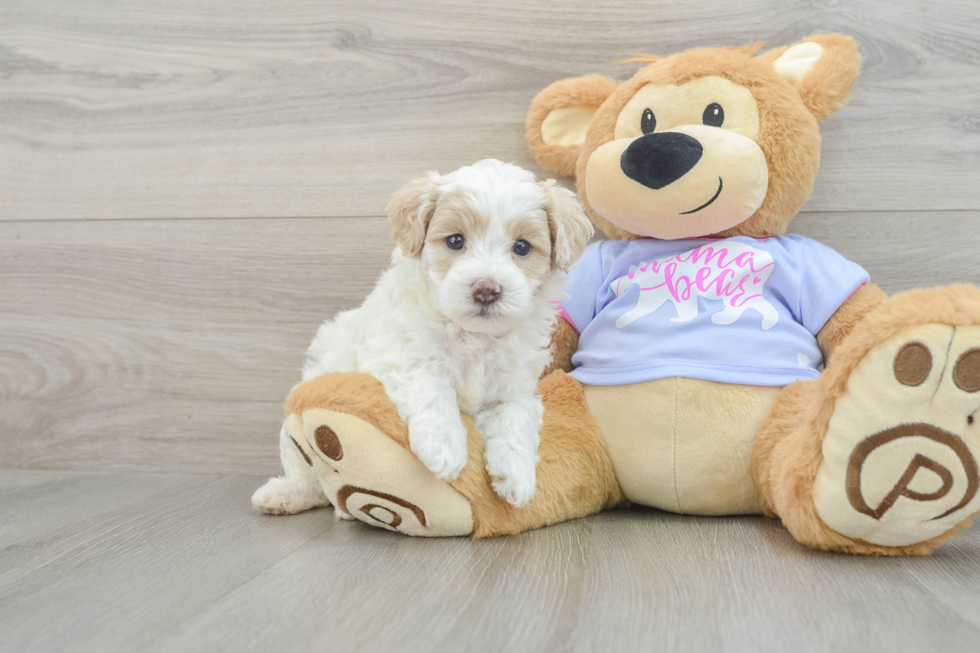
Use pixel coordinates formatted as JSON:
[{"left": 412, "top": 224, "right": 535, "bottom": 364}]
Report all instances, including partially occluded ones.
[
  {"left": 472, "top": 281, "right": 502, "bottom": 305},
  {"left": 620, "top": 132, "right": 703, "bottom": 190}
]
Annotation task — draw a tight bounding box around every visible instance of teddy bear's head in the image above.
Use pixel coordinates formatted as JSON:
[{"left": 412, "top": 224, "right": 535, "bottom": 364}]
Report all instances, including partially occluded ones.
[{"left": 526, "top": 34, "right": 861, "bottom": 240}]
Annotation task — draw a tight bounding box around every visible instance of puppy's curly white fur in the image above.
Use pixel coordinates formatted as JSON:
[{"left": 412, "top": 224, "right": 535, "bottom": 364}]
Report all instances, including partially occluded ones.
[{"left": 252, "top": 159, "right": 592, "bottom": 512}]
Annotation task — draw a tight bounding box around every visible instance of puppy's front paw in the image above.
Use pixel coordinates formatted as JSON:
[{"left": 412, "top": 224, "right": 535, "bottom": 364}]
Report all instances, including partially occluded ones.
[
  {"left": 408, "top": 416, "right": 469, "bottom": 481},
  {"left": 485, "top": 440, "right": 539, "bottom": 508}
]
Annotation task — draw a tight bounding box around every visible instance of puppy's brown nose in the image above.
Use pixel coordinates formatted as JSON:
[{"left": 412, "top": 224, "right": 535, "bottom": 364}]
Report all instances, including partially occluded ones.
[{"left": 472, "top": 281, "right": 501, "bottom": 305}]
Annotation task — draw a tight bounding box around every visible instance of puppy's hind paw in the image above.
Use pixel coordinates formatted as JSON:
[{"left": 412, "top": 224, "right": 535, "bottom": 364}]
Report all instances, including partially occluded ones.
[{"left": 251, "top": 476, "right": 324, "bottom": 515}]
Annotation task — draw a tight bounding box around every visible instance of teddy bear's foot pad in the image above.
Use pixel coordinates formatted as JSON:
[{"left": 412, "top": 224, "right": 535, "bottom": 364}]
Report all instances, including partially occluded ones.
[
  {"left": 287, "top": 409, "right": 474, "bottom": 537},
  {"left": 814, "top": 324, "right": 980, "bottom": 547}
]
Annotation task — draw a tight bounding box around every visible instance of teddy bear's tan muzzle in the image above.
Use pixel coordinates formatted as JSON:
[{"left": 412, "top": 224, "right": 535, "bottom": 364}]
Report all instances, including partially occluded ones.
[{"left": 585, "top": 124, "right": 769, "bottom": 239}]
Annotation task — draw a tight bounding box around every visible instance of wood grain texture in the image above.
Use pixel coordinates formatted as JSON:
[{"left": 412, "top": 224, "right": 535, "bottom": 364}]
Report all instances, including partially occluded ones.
[
  {"left": 0, "top": 217, "right": 393, "bottom": 473},
  {"left": 0, "top": 472, "right": 336, "bottom": 653},
  {"left": 2, "top": 212, "right": 979, "bottom": 474},
  {"left": 2, "top": 2, "right": 979, "bottom": 649},
  {"left": 1, "top": 471, "right": 978, "bottom": 653},
  {"left": 1, "top": 0, "right": 979, "bottom": 220}
]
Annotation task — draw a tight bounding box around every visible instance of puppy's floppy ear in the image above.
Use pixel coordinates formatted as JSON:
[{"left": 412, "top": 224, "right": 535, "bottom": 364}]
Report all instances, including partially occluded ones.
[
  {"left": 526, "top": 75, "right": 619, "bottom": 177},
  {"left": 759, "top": 33, "right": 861, "bottom": 122},
  {"left": 386, "top": 172, "right": 443, "bottom": 256},
  {"left": 538, "top": 179, "right": 593, "bottom": 272}
]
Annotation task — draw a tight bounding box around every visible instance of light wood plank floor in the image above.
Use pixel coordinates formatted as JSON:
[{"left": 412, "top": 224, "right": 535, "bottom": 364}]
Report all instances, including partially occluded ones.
[
  {"left": 2, "top": 0, "right": 980, "bottom": 650},
  {"left": 1, "top": 471, "right": 979, "bottom": 653}
]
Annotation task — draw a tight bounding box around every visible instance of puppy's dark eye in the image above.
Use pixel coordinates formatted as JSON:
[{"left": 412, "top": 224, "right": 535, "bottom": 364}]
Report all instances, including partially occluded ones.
[
  {"left": 446, "top": 234, "right": 465, "bottom": 250},
  {"left": 641, "top": 108, "right": 657, "bottom": 135},
  {"left": 513, "top": 239, "right": 531, "bottom": 256},
  {"left": 702, "top": 103, "right": 724, "bottom": 127}
]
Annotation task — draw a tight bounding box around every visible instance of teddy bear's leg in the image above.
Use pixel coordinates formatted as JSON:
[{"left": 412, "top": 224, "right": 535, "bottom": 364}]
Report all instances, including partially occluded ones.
[
  {"left": 754, "top": 285, "right": 980, "bottom": 555},
  {"left": 284, "top": 370, "right": 624, "bottom": 538},
  {"left": 461, "top": 370, "right": 625, "bottom": 537}
]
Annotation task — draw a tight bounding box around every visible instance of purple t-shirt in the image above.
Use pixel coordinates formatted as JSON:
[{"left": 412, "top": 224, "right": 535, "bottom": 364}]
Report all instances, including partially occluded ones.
[{"left": 558, "top": 235, "right": 869, "bottom": 387}]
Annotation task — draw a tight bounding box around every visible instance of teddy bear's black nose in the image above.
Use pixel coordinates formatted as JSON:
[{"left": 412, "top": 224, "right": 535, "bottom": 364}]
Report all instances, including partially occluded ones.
[{"left": 620, "top": 132, "right": 703, "bottom": 190}]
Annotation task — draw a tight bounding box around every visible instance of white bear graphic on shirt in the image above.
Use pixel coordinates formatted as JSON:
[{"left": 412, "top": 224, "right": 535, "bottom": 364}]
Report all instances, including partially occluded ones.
[{"left": 611, "top": 240, "right": 779, "bottom": 330}]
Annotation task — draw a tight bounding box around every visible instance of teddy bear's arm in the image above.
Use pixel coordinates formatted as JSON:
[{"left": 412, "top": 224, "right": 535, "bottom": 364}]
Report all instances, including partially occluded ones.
[
  {"left": 542, "top": 318, "right": 580, "bottom": 377},
  {"left": 816, "top": 283, "right": 887, "bottom": 360}
]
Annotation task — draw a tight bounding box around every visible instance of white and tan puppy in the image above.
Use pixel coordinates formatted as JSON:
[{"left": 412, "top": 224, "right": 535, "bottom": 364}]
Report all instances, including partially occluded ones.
[{"left": 253, "top": 159, "right": 592, "bottom": 513}]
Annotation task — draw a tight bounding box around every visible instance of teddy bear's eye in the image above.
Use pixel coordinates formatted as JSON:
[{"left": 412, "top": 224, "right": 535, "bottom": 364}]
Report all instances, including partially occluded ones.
[
  {"left": 641, "top": 108, "right": 657, "bottom": 135},
  {"left": 702, "top": 103, "right": 725, "bottom": 127}
]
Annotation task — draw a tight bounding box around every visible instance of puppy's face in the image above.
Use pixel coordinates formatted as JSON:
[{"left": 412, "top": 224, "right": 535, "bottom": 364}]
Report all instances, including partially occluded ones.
[
  {"left": 387, "top": 159, "right": 592, "bottom": 335},
  {"left": 423, "top": 187, "right": 552, "bottom": 334}
]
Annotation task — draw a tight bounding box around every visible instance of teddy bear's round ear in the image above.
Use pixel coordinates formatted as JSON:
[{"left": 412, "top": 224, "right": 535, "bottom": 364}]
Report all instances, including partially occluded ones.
[
  {"left": 759, "top": 33, "right": 861, "bottom": 122},
  {"left": 526, "top": 75, "right": 619, "bottom": 177}
]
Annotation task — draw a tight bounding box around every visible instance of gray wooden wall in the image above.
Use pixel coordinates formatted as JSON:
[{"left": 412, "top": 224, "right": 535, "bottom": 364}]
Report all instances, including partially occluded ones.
[{"left": 2, "top": 0, "right": 979, "bottom": 475}]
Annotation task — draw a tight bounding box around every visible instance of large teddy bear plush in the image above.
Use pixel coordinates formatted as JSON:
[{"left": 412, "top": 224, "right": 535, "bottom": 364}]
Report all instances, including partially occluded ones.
[{"left": 281, "top": 34, "right": 980, "bottom": 555}]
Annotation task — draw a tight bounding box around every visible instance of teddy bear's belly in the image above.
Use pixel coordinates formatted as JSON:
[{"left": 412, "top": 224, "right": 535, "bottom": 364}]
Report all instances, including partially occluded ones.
[{"left": 583, "top": 378, "right": 783, "bottom": 515}]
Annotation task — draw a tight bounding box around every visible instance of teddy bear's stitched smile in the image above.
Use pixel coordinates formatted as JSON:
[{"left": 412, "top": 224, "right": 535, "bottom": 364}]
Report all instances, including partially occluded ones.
[{"left": 679, "top": 177, "right": 724, "bottom": 215}]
